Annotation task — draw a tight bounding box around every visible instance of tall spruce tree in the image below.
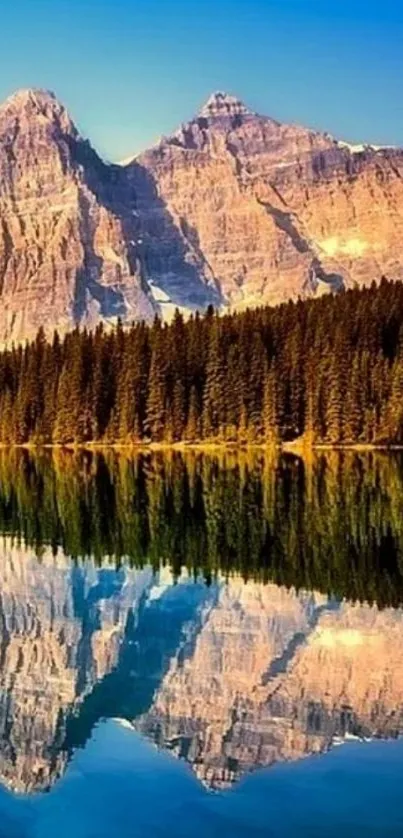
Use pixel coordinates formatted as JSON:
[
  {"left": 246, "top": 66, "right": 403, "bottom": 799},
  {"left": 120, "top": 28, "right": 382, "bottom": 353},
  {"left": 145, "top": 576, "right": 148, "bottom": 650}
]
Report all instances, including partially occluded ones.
[{"left": 146, "top": 320, "right": 167, "bottom": 441}]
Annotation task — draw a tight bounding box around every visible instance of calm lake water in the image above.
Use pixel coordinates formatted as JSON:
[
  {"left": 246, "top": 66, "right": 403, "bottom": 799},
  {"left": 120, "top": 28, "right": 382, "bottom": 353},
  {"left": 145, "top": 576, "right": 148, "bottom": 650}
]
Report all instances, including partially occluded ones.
[{"left": 0, "top": 449, "right": 402, "bottom": 836}]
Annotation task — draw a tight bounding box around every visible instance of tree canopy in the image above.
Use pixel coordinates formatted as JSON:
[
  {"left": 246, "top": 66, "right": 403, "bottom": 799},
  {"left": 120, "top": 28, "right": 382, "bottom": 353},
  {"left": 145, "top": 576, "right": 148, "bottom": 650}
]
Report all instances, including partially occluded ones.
[{"left": 0, "top": 279, "right": 402, "bottom": 445}]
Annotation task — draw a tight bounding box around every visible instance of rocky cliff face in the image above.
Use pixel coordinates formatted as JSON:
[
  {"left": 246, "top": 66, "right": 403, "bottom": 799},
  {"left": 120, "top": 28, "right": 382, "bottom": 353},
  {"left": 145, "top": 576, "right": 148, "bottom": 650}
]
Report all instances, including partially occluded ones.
[
  {"left": 132, "top": 91, "right": 403, "bottom": 312},
  {"left": 0, "top": 88, "right": 403, "bottom": 342},
  {"left": 0, "top": 89, "right": 154, "bottom": 344}
]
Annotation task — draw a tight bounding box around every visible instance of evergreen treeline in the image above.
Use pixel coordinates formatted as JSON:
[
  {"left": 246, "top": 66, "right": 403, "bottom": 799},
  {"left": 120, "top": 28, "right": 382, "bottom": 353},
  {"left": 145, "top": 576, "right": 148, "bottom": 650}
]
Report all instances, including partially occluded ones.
[
  {"left": 1, "top": 449, "right": 403, "bottom": 607},
  {"left": 1, "top": 279, "right": 403, "bottom": 445}
]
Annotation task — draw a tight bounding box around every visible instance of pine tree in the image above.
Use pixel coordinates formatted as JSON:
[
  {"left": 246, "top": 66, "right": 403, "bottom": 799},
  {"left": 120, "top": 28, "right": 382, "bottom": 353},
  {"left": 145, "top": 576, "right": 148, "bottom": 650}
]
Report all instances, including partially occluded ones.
[
  {"left": 385, "top": 336, "right": 403, "bottom": 443},
  {"left": 185, "top": 385, "right": 201, "bottom": 441},
  {"left": 324, "top": 328, "right": 350, "bottom": 444},
  {"left": 146, "top": 321, "right": 167, "bottom": 441},
  {"left": 53, "top": 330, "right": 86, "bottom": 444},
  {"left": 263, "top": 363, "right": 279, "bottom": 447},
  {"left": 202, "top": 318, "right": 225, "bottom": 439},
  {"left": 343, "top": 353, "right": 363, "bottom": 443},
  {"left": 170, "top": 379, "right": 186, "bottom": 442}
]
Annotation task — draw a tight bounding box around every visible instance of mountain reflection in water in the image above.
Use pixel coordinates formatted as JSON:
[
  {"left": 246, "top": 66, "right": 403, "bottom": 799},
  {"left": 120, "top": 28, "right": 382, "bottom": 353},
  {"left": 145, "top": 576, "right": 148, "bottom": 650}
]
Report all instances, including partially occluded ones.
[{"left": 0, "top": 449, "right": 402, "bottom": 796}]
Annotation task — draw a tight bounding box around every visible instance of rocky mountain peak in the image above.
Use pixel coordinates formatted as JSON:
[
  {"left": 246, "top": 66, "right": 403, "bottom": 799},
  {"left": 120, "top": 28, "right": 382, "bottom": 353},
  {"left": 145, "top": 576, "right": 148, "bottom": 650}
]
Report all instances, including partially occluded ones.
[
  {"left": 0, "top": 87, "right": 154, "bottom": 345},
  {"left": 0, "top": 87, "right": 78, "bottom": 137},
  {"left": 4, "top": 87, "right": 58, "bottom": 109},
  {"left": 0, "top": 87, "right": 402, "bottom": 344},
  {"left": 198, "top": 91, "right": 254, "bottom": 120}
]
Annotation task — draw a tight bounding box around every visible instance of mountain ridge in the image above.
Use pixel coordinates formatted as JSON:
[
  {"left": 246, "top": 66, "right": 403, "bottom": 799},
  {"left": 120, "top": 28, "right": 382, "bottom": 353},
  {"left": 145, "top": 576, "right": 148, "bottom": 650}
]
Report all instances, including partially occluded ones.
[
  {"left": 119, "top": 90, "right": 396, "bottom": 164},
  {"left": 1, "top": 86, "right": 403, "bottom": 343}
]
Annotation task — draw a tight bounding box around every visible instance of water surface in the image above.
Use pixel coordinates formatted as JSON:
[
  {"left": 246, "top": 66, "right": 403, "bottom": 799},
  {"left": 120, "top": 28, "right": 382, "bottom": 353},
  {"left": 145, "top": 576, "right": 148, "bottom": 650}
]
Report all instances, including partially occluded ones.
[{"left": 0, "top": 450, "right": 402, "bottom": 835}]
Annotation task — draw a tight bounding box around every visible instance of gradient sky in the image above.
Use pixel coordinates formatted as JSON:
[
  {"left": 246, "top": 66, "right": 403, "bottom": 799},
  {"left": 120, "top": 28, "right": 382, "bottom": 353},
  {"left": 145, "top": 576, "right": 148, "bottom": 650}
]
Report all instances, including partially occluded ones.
[{"left": 0, "top": 0, "right": 402, "bottom": 161}]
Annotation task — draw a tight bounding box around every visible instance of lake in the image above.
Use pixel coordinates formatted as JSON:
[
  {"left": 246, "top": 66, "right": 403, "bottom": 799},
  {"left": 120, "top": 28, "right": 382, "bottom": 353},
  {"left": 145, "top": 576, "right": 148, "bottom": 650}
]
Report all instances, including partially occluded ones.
[{"left": 0, "top": 449, "right": 402, "bottom": 836}]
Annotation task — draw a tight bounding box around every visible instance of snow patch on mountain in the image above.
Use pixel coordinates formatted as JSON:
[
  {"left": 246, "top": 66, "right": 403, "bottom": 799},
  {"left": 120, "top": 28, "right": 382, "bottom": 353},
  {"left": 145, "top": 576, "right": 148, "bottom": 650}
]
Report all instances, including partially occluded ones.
[{"left": 338, "top": 140, "right": 396, "bottom": 154}]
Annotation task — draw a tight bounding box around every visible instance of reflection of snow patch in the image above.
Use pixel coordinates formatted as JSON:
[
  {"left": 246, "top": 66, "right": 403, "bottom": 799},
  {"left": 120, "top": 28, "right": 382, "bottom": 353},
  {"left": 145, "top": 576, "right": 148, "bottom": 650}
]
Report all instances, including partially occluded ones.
[
  {"left": 148, "top": 567, "right": 190, "bottom": 601},
  {"left": 113, "top": 718, "right": 135, "bottom": 730},
  {"left": 148, "top": 568, "right": 175, "bottom": 602},
  {"left": 333, "top": 732, "right": 373, "bottom": 747}
]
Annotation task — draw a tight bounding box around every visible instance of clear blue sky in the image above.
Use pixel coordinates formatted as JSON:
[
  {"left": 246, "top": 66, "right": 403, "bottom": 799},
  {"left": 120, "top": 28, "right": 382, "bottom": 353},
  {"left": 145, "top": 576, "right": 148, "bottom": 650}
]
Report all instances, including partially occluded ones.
[{"left": 0, "top": 0, "right": 402, "bottom": 161}]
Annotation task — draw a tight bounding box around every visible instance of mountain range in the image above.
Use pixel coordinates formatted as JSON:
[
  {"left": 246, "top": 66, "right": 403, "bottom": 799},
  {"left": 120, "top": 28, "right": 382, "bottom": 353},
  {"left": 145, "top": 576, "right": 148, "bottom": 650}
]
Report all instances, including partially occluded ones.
[{"left": 1, "top": 87, "right": 403, "bottom": 343}]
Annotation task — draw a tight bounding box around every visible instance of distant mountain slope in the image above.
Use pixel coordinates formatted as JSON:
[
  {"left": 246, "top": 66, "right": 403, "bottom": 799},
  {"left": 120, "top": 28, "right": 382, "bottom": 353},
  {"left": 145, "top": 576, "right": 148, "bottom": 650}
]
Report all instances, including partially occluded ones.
[
  {"left": 1, "top": 87, "right": 403, "bottom": 342},
  {"left": 0, "top": 89, "right": 155, "bottom": 344},
  {"left": 133, "top": 91, "right": 403, "bottom": 312}
]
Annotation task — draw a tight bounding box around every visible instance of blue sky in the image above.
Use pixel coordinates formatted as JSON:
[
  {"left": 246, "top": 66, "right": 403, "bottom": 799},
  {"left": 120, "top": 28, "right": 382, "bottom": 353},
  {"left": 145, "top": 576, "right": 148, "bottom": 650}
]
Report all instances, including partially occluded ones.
[{"left": 0, "top": 0, "right": 402, "bottom": 161}]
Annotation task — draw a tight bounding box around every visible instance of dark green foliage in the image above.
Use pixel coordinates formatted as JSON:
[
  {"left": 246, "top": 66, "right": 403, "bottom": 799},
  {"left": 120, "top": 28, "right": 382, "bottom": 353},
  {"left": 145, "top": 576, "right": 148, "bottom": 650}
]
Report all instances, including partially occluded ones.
[
  {"left": 0, "top": 280, "right": 403, "bottom": 445},
  {"left": 1, "top": 448, "right": 403, "bottom": 608}
]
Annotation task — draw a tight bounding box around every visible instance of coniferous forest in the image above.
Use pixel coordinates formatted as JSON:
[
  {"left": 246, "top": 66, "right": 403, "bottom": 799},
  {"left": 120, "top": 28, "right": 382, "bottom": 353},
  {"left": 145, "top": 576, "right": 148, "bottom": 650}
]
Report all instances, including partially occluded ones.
[{"left": 0, "top": 278, "right": 403, "bottom": 446}]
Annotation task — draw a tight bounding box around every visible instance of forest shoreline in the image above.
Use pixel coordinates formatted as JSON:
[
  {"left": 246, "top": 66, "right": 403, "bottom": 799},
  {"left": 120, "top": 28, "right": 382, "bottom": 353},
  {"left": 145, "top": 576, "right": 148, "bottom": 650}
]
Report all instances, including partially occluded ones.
[
  {"left": 0, "top": 282, "right": 402, "bottom": 447},
  {"left": 1, "top": 440, "right": 403, "bottom": 453}
]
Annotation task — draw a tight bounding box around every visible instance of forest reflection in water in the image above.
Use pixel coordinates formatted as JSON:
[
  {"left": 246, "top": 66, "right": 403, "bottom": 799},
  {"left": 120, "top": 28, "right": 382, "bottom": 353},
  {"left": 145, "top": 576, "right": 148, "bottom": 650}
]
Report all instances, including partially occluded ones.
[
  {"left": 0, "top": 448, "right": 402, "bottom": 607},
  {"left": 0, "top": 449, "right": 402, "bottom": 802}
]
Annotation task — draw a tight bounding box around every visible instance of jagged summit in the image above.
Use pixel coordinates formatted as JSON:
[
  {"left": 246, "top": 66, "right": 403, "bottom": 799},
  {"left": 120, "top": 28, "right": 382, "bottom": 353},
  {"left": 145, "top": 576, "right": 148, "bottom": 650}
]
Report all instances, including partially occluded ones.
[
  {"left": 4, "top": 87, "right": 58, "bottom": 106},
  {"left": 0, "top": 88, "right": 78, "bottom": 136},
  {"left": 198, "top": 91, "right": 254, "bottom": 120},
  {"left": 2, "top": 88, "right": 64, "bottom": 116}
]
